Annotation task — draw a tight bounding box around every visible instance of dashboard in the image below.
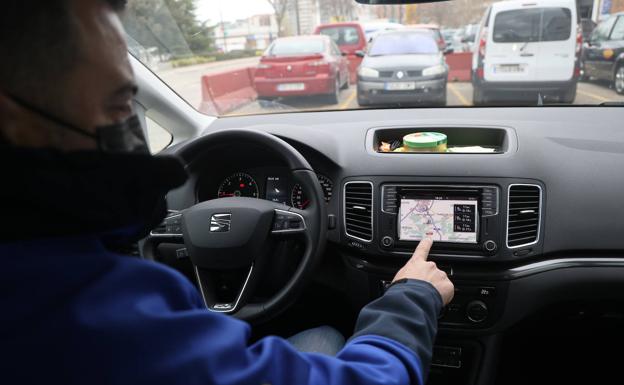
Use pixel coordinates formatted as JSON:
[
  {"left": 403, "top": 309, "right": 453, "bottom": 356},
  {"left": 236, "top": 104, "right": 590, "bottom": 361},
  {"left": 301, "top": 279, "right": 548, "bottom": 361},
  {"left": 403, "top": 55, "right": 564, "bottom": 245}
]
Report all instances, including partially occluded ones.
[
  {"left": 154, "top": 105, "right": 624, "bottom": 385},
  {"left": 162, "top": 106, "right": 624, "bottom": 329}
]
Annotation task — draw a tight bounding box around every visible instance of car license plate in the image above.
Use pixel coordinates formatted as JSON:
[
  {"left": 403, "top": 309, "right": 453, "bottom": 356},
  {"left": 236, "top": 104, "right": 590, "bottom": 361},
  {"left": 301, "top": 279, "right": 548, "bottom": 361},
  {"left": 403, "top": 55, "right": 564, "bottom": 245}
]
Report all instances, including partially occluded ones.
[
  {"left": 385, "top": 82, "right": 417, "bottom": 91},
  {"left": 277, "top": 83, "right": 305, "bottom": 91},
  {"left": 494, "top": 64, "right": 525, "bottom": 73}
]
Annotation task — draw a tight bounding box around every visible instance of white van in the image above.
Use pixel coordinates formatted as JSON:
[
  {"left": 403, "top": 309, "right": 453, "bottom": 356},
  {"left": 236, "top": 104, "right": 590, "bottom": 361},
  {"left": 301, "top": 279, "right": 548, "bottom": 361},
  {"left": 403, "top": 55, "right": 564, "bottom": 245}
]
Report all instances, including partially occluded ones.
[{"left": 472, "top": 0, "right": 582, "bottom": 104}]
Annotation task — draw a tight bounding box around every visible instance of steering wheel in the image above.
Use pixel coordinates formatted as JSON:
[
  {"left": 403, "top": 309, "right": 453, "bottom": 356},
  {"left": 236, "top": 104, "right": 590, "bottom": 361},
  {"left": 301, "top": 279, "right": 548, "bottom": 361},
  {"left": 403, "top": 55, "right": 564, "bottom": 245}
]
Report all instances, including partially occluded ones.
[{"left": 162, "top": 129, "right": 327, "bottom": 322}]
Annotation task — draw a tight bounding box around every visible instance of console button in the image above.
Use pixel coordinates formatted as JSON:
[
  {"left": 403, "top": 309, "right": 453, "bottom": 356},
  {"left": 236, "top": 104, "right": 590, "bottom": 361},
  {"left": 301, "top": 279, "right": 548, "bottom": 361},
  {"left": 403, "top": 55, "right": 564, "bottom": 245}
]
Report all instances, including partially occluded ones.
[
  {"left": 466, "top": 300, "right": 488, "bottom": 323},
  {"left": 484, "top": 240, "right": 497, "bottom": 253},
  {"left": 381, "top": 236, "right": 394, "bottom": 248},
  {"left": 478, "top": 287, "right": 496, "bottom": 298}
]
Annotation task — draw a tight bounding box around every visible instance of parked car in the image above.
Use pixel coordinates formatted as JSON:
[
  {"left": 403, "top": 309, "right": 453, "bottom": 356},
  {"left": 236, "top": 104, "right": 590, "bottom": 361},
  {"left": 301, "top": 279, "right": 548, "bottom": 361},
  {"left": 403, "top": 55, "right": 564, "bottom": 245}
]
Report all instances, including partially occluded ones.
[
  {"left": 458, "top": 23, "right": 479, "bottom": 52},
  {"left": 472, "top": 0, "right": 582, "bottom": 105},
  {"left": 580, "top": 18, "right": 597, "bottom": 42},
  {"left": 314, "top": 22, "right": 367, "bottom": 84},
  {"left": 408, "top": 24, "right": 446, "bottom": 51},
  {"left": 253, "top": 35, "right": 350, "bottom": 104},
  {"left": 442, "top": 28, "right": 458, "bottom": 51},
  {"left": 362, "top": 21, "right": 405, "bottom": 43},
  {"left": 357, "top": 30, "right": 448, "bottom": 107},
  {"left": 582, "top": 13, "right": 624, "bottom": 94}
]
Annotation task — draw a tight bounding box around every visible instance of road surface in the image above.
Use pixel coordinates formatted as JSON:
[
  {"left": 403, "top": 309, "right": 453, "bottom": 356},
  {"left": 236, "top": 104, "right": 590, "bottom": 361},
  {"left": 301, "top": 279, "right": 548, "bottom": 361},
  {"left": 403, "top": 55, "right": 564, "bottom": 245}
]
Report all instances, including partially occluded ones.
[{"left": 157, "top": 57, "right": 260, "bottom": 110}]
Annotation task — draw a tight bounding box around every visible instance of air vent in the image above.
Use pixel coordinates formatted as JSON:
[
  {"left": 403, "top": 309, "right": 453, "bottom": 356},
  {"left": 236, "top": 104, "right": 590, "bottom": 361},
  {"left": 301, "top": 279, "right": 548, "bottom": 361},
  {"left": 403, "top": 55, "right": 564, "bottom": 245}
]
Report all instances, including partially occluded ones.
[
  {"left": 507, "top": 184, "right": 542, "bottom": 248},
  {"left": 344, "top": 182, "right": 373, "bottom": 242}
]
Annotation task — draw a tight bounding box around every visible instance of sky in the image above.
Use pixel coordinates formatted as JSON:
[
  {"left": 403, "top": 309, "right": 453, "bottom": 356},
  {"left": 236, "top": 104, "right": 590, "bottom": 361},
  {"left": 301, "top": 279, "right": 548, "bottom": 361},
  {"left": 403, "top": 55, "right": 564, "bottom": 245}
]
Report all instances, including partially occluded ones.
[{"left": 195, "top": 0, "right": 274, "bottom": 24}]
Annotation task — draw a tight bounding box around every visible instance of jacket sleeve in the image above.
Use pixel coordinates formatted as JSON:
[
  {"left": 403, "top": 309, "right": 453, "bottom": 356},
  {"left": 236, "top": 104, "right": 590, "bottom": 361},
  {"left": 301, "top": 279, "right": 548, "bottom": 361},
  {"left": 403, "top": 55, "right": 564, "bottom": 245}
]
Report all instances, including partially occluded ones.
[
  {"left": 76, "top": 257, "right": 442, "bottom": 385},
  {"left": 349, "top": 279, "right": 444, "bottom": 378}
]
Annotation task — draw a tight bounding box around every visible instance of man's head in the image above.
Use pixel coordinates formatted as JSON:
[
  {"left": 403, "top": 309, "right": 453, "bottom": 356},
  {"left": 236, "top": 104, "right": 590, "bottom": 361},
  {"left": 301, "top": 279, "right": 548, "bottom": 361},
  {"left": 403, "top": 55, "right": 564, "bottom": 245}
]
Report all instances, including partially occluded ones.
[{"left": 0, "top": 0, "right": 135, "bottom": 150}]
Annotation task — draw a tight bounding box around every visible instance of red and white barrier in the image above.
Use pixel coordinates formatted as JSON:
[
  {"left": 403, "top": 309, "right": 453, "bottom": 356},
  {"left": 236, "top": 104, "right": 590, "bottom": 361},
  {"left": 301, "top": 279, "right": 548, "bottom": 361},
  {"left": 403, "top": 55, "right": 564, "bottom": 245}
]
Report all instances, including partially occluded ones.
[
  {"left": 199, "top": 67, "right": 257, "bottom": 115},
  {"left": 445, "top": 52, "right": 473, "bottom": 82}
]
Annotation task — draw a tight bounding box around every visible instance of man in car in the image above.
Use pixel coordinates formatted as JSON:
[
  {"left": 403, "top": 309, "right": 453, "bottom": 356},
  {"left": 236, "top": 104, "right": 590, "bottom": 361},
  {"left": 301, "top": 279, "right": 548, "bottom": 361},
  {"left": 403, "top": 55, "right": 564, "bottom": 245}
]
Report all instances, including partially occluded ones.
[{"left": 0, "top": 1, "right": 454, "bottom": 384}]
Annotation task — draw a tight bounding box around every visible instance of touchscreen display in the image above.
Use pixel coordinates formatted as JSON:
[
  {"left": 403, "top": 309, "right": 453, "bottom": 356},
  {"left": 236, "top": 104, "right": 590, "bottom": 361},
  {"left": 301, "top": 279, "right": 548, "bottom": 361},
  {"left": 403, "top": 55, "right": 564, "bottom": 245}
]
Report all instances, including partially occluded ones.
[{"left": 398, "top": 197, "right": 478, "bottom": 243}]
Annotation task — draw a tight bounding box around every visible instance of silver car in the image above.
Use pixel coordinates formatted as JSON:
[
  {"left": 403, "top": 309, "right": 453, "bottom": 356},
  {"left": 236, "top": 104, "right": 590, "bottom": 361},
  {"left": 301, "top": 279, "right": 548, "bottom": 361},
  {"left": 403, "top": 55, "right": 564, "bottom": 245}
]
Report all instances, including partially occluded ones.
[{"left": 357, "top": 30, "right": 449, "bottom": 107}]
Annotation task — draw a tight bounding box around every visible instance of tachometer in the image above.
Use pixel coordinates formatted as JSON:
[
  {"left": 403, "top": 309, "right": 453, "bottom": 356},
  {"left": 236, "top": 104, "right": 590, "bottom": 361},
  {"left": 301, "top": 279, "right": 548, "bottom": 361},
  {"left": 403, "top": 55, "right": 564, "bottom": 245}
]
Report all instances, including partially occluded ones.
[
  {"left": 217, "top": 172, "right": 259, "bottom": 198},
  {"left": 291, "top": 174, "right": 333, "bottom": 209}
]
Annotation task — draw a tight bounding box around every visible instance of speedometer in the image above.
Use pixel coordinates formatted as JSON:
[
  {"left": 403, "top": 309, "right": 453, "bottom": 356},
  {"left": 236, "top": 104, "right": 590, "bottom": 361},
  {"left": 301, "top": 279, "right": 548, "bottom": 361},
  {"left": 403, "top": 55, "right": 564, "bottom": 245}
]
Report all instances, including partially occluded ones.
[
  {"left": 217, "top": 172, "right": 259, "bottom": 198},
  {"left": 291, "top": 174, "right": 333, "bottom": 209}
]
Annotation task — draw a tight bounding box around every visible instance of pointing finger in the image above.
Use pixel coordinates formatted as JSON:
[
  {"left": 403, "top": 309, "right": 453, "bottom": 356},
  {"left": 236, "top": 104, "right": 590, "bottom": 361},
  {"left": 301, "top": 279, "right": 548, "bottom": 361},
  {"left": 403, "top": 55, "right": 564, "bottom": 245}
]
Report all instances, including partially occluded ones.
[{"left": 411, "top": 236, "right": 433, "bottom": 262}]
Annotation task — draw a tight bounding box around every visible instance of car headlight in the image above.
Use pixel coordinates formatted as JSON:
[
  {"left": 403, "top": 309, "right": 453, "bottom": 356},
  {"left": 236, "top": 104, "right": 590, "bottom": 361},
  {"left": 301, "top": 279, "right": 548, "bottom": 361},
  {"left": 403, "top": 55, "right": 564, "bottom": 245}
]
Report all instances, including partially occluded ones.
[
  {"left": 359, "top": 67, "right": 379, "bottom": 78},
  {"left": 422, "top": 65, "right": 447, "bottom": 77}
]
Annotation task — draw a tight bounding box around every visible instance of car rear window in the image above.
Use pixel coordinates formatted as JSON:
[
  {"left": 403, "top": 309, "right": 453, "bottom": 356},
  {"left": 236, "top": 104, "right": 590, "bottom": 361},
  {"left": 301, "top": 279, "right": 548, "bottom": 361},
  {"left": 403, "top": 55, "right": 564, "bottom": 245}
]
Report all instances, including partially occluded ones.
[
  {"left": 269, "top": 40, "right": 324, "bottom": 56},
  {"left": 319, "top": 26, "right": 361, "bottom": 46},
  {"left": 369, "top": 33, "right": 438, "bottom": 56},
  {"left": 493, "top": 7, "right": 572, "bottom": 43}
]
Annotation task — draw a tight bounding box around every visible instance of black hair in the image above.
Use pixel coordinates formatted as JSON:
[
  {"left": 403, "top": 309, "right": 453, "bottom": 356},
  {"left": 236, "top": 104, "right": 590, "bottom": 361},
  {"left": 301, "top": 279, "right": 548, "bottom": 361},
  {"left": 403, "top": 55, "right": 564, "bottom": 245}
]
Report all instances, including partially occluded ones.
[{"left": 0, "top": 0, "right": 127, "bottom": 101}]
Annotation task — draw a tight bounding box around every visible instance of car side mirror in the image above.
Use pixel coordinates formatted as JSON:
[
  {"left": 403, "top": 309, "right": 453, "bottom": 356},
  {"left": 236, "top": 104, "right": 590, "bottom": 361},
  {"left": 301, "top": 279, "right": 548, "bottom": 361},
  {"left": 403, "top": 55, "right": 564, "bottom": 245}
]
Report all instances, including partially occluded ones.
[
  {"left": 341, "top": 51, "right": 348, "bottom": 56},
  {"left": 355, "top": 50, "right": 366, "bottom": 58}
]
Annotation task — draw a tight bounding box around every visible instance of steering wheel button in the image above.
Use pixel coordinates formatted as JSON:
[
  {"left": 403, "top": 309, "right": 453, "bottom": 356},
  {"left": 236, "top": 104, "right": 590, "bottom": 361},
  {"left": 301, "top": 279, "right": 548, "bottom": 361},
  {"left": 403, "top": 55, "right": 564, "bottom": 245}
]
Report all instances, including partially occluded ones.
[{"left": 175, "top": 248, "right": 188, "bottom": 260}]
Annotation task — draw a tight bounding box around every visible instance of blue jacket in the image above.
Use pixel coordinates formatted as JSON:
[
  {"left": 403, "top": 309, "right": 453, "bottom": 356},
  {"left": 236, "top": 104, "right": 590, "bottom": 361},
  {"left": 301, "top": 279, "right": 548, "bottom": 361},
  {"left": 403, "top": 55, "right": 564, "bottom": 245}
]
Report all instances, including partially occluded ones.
[{"left": 0, "top": 236, "right": 442, "bottom": 385}]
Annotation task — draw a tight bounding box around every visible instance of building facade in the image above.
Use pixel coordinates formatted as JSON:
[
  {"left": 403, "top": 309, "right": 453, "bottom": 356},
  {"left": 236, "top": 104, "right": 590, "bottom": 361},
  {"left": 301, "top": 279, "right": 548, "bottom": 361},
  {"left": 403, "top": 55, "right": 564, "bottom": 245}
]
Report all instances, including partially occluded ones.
[{"left": 214, "top": 14, "right": 278, "bottom": 53}]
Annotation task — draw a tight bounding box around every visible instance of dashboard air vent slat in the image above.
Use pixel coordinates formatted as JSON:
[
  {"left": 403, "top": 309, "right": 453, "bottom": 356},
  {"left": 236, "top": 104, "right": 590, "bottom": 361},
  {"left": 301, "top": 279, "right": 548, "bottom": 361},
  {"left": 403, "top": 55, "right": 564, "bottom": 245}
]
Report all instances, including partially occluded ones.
[
  {"left": 507, "top": 185, "right": 541, "bottom": 248},
  {"left": 344, "top": 182, "right": 373, "bottom": 242}
]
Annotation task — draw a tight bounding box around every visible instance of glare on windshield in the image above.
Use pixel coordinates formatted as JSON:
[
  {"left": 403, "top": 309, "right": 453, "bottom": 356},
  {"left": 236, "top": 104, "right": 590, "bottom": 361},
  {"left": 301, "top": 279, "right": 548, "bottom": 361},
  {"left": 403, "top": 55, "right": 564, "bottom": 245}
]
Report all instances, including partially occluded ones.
[{"left": 122, "top": 0, "right": 624, "bottom": 116}]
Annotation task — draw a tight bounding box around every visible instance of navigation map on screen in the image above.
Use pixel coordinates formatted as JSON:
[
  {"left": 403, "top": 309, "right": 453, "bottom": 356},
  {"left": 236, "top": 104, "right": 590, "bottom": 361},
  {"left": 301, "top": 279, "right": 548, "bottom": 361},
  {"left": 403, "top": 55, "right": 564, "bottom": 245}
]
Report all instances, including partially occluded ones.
[{"left": 398, "top": 198, "right": 478, "bottom": 243}]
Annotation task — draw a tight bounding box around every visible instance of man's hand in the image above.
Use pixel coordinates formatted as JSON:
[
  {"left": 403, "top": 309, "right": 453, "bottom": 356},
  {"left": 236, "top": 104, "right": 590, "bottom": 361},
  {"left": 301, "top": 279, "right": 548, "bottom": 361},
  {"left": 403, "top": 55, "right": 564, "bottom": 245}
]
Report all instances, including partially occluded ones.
[{"left": 392, "top": 237, "right": 455, "bottom": 305}]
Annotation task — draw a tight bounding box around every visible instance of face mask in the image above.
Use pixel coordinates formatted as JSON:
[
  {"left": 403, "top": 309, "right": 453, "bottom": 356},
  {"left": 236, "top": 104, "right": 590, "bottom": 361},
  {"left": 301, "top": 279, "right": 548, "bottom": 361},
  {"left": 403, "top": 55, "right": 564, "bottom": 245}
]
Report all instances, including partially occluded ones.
[{"left": 9, "top": 95, "right": 150, "bottom": 154}]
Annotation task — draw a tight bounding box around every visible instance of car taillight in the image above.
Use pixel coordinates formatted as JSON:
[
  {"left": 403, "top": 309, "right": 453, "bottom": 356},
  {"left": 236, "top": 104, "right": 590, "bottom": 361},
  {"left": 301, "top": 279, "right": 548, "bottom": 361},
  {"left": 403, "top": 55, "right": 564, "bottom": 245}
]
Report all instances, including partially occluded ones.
[
  {"left": 478, "top": 27, "right": 488, "bottom": 58},
  {"left": 576, "top": 24, "right": 583, "bottom": 55},
  {"left": 477, "top": 67, "right": 484, "bottom": 79}
]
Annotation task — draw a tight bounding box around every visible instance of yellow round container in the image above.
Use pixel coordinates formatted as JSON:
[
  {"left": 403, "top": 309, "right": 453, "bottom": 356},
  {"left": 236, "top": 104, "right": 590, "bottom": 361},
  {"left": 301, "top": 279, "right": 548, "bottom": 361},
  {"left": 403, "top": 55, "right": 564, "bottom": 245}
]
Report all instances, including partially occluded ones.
[{"left": 402, "top": 132, "right": 448, "bottom": 152}]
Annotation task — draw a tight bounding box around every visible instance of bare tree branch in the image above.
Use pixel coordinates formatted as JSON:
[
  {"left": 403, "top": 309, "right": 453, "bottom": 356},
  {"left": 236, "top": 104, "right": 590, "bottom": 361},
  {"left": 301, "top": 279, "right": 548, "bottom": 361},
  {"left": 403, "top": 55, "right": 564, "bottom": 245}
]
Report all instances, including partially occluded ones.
[{"left": 266, "top": 0, "right": 290, "bottom": 37}]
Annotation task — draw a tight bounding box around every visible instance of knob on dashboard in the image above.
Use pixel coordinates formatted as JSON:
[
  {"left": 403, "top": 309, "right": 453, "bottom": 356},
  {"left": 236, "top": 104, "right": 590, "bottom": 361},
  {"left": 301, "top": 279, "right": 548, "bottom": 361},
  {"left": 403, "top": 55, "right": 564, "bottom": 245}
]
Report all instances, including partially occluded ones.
[
  {"left": 466, "top": 300, "right": 488, "bottom": 323},
  {"left": 381, "top": 236, "right": 394, "bottom": 248},
  {"left": 483, "top": 240, "right": 497, "bottom": 253}
]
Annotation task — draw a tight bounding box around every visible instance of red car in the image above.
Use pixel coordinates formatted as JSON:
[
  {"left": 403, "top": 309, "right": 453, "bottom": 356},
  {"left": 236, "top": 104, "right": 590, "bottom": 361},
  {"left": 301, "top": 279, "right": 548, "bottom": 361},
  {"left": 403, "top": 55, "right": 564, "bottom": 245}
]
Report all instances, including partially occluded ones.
[
  {"left": 253, "top": 35, "right": 349, "bottom": 104},
  {"left": 314, "top": 22, "right": 367, "bottom": 84}
]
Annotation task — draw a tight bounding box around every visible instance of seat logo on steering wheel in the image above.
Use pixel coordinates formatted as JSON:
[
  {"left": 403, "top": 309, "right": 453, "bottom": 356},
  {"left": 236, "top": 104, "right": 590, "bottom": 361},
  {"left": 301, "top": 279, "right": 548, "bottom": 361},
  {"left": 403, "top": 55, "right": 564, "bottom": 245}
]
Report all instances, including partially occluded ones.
[{"left": 210, "top": 214, "right": 232, "bottom": 233}]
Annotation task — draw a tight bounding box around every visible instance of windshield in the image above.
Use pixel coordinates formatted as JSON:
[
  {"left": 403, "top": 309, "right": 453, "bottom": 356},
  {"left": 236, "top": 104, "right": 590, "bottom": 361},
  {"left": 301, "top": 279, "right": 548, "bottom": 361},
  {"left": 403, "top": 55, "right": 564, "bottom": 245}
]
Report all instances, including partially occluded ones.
[
  {"left": 122, "top": 0, "right": 624, "bottom": 116},
  {"left": 369, "top": 32, "right": 438, "bottom": 56},
  {"left": 319, "top": 26, "right": 361, "bottom": 46}
]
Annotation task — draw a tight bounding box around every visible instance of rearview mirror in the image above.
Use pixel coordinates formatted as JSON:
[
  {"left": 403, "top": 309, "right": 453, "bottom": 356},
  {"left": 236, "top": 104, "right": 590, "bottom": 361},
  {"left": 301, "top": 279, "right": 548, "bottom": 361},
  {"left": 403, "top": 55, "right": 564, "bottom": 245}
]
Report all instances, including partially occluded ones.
[{"left": 355, "top": 50, "right": 366, "bottom": 58}]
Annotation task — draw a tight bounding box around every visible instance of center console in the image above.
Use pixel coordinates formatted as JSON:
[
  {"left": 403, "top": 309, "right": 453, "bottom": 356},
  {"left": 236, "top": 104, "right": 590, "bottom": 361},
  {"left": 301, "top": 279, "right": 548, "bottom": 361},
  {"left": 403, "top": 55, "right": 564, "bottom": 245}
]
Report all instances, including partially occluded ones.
[{"left": 340, "top": 176, "right": 545, "bottom": 384}]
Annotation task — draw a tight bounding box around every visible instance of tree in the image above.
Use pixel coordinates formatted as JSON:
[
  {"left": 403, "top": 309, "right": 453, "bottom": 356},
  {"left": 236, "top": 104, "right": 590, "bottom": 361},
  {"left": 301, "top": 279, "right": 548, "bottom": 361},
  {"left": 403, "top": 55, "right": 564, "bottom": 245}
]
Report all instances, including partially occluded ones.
[
  {"left": 123, "top": 0, "right": 214, "bottom": 58},
  {"left": 319, "top": 0, "right": 355, "bottom": 22},
  {"left": 266, "top": 0, "right": 290, "bottom": 37}
]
